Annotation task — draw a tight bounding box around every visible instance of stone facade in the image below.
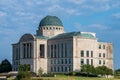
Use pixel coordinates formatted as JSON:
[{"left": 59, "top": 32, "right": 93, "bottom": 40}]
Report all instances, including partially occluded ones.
[{"left": 12, "top": 16, "right": 113, "bottom": 73}]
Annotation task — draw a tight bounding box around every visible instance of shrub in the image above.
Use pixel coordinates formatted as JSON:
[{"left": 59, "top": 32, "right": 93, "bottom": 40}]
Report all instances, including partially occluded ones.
[
  {"left": 41, "top": 73, "right": 54, "bottom": 77},
  {"left": 16, "top": 64, "right": 32, "bottom": 80}
]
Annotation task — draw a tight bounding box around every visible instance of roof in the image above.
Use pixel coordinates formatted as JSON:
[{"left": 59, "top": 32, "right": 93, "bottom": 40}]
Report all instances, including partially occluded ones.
[
  {"left": 39, "top": 15, "right": 63, "bottom": 27},
  {"left": 50, "top": 32, "right": 95, "bottom": 39},
  {"left": 34, "top": 35, "right": 49, "bottom": 40}
]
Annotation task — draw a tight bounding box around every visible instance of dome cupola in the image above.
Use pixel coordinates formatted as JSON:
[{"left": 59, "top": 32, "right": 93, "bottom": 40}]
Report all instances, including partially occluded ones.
[
  {"left": 39, "top": 15, "right": 63, "bottom": 27},
  {"left": 36, "top": 15, "right": 65, "bottom": 37}
]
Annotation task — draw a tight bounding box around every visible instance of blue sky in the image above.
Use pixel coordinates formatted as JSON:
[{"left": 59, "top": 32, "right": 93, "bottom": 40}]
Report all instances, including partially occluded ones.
[{"left": 0, "top": 0, "right": 120, "bottom": 69}]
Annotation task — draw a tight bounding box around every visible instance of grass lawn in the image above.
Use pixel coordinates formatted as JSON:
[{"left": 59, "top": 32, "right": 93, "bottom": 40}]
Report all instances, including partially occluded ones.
[{"left": 32, "top": 75, "right": 119, "bottom": 80}]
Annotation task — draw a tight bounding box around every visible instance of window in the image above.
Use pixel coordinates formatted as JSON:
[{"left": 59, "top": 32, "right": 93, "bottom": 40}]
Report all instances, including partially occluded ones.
[
  {"left": 51, "top": 67, "right": 53, "bottom": 72},
  {"left": 91, "top": 51, "right": 93, "bottom": 57},
  {"left": 65, "top": 67, "right": 67, "bottom": 72},
  {"left": 69, "top": 59, "right": 71, "bottom": 64},
  {"left": 86, "top": 51, "right": 89, "bottom": 57},
  {"left": 51, "top": 60, "right": 53, "bottom": 64},
  {"left": 58, "top": 44, "right": 60, "bottom": 58},
  {"left": 54, "top": 60, "right": 56, "bottom": 64},
  {"left": 81, "top": 59, "right": 84, "bottom": 65},
  {"left": 58, "top": 59, "right": 60, "bottom": 64},
  {"left": 99, "top": 53, "right": 101, "bottom": 57},
  {"left": 86, "top": 59, "right": 89, "bottom": 65},
  {"left": 54, "top": 66, "right": 56, "bottom": 72},
  {"left": 91, "top": 59, "right": 93, "bottom": 65},
  {"left": 58, "top": 67, "right": 60, "bottom": 72},
  {"left": 103, "top": 45, "right": 105, "bottom": 49},
  {"left": 61, "top": 66, "right": 63, "bottom": 72},
  {"left": 99, "top": 45, "right": 101, "bottom": 49},
  {"left": 103, "top": 60, "right": 105, "bottom": 65},
  {"left": 54, "top": 45, "right": 56, "bottom": 58},
  {"left": 65, "top": 43, "right": 67, "bottom": 57},
  {"left": 99, "top": 60, "right": 101, "bottom": 64},
  {"left": 40, "top": 44, "right": 45, "bottom": 58},
  {"left": 81, "top": 50, "right": 84, "bottom": 57},
  {"left": 65, "top": 59, "right": 67, "bottom": 64},
  {"left": 61, "top": 59, "right": 63, "bottom": 64},
  {"left": 61, "top": 43, "right": 63, "bottom": 57},
  {"left": 51, "top": 45, "right": 53, "bottom": 58},
  {"left": 48, "top": 45, "right": 50, "bottom": 57},
  {"left": 103, "top": 53, "right": 105, "bottom": 58}
]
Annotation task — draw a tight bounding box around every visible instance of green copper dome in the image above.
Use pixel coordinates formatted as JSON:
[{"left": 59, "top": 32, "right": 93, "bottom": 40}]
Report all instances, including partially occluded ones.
[{"left": 39, "top": 15, "right": 63, "bottom": 27}]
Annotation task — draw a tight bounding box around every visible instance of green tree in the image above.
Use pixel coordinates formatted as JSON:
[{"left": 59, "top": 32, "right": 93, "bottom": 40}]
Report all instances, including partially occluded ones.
[
  {"left": 81, "top": 64, "right": 95, "bottom": 77},
  {"left": 115, "top": 69, "right": 120, "bottom": 75},
  {"left": 95, "top": 65, "right": 113, "bottom": 77},
  {"left": 16, "top": 64, "right": 31, "bottom": 80},
  {"left": 115, "top": 69, "right": 120, "bottom": 79},
  {"left": 18, "top": 64, "right": 30, "bottom": 71},
  {"left": 0, "top": 59, "right": 12, "bottom": 73},
  {"left": 38, "top": 67, "right": 43, "bottom": 77}
]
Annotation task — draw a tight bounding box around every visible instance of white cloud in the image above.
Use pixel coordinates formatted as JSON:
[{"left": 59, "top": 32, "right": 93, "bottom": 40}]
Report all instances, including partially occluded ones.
[
  {"left": 88, "top": 24, "right": 109, "bottom": 30},
  {"left": 112, "top": 13, "right": 120, "bottom": 19},
  {"left": 68, "top": 0, "right": 86, "bottom": 4},
  {"left": 0, "top": 11, "right": 7, "bottom": 17},
  {"left": 74, "top": 23, "right": 109, "bottom": 32}
]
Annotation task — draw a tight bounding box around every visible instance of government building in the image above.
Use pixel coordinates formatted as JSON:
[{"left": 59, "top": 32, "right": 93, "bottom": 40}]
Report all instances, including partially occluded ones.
[{"left": 12, "top": 15, "right": 113, "bottom": 73}]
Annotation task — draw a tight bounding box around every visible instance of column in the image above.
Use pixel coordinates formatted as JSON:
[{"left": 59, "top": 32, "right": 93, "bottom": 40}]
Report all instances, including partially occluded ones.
[
  {"left": 58, "top": 44, "right": 59, "bottom": 58},
  {"left": 56, "top": 44, "right": 58, "bottom": 58},
  {"left": 25, "top": 43, "right": 27, "bottom": 58},
  {"left": 53, "top": 44, "right": 54, "bottom": 58},
  {"left": 48, "top": 45, "right": 51, "bottom": 58},
  {"left": 30, "top": 43, "right": 32, "bottom": 58},
  {"left": 28, "top": 43, "right": 30, "bottom": 58}
]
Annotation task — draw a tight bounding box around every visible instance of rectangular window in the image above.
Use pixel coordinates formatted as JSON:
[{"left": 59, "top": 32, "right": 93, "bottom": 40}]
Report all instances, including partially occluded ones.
[
  {"left": 91, "top": 59, "right": 93, "bottom": 65},
  {"left": 54, "top": 60, "right": 56, "bottom": 64},
  {"left": 58, "top": 44, "right": 60, "bottom": 58},
  {"left": 54, "top": 45, "right": 56, "bottom": 58},
  {"left": 51, "top": 45, "right": 53, "bottom": 58},
  {"left": 99, "top": 53, "right": 101, "bottom": 57},
  {"left": 54, "top": 66, "right": 56, "bottom": 72},
  {"left": 61, "top": 43, "right": 63, "bottom": 58},
  {"left": 103, "top": 45, "right": 105, "bottom": 49},
  {"left": 103, "top": 60, "right": 105, "bottom": 65},
  {"left": 61, "top": 59, "right": 63, "bottom": 64},
  {"left": 65, "top": 43, "right": 67, "bottom": 57},
  {"left": 99, "top": 60, "right": 101, "bottom": 64},
  {"left": 86, "top": 51, "right": 89, "bottom": 57},
  {"left": 51, "top": 67, "right": 53, "bottom": 72},
  {"left": 81, "top": 50, "right": 84, "bottom": 57},
  {"left": 58, "top": 59, "right": 60, "bottom": 64},
  {"left": 40, "top": 44, "right": 45, "bottom": 58},
  {"left": 65, "top": 59, "right": 67, "bottom": 64},
  {"left": 51, "top": 60, "right": 53, "bottom": 64},
  {"left": 69, "top": 59, "right": 71, "bottom": 64},
  {"left": 99, "top": 45, "right": 101, "bottom": 49},
  {"left": 91, "top": 51, "right": 93, "bottom": 57},
  {"left": 81, "top": 59, "right": 84, "bottom": 65},
  {"left": 103, "top": 53, "right": 105, "bottom": 58},
  {"left": 86, "top": 59, "right": 89, "bottom": 65}
]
